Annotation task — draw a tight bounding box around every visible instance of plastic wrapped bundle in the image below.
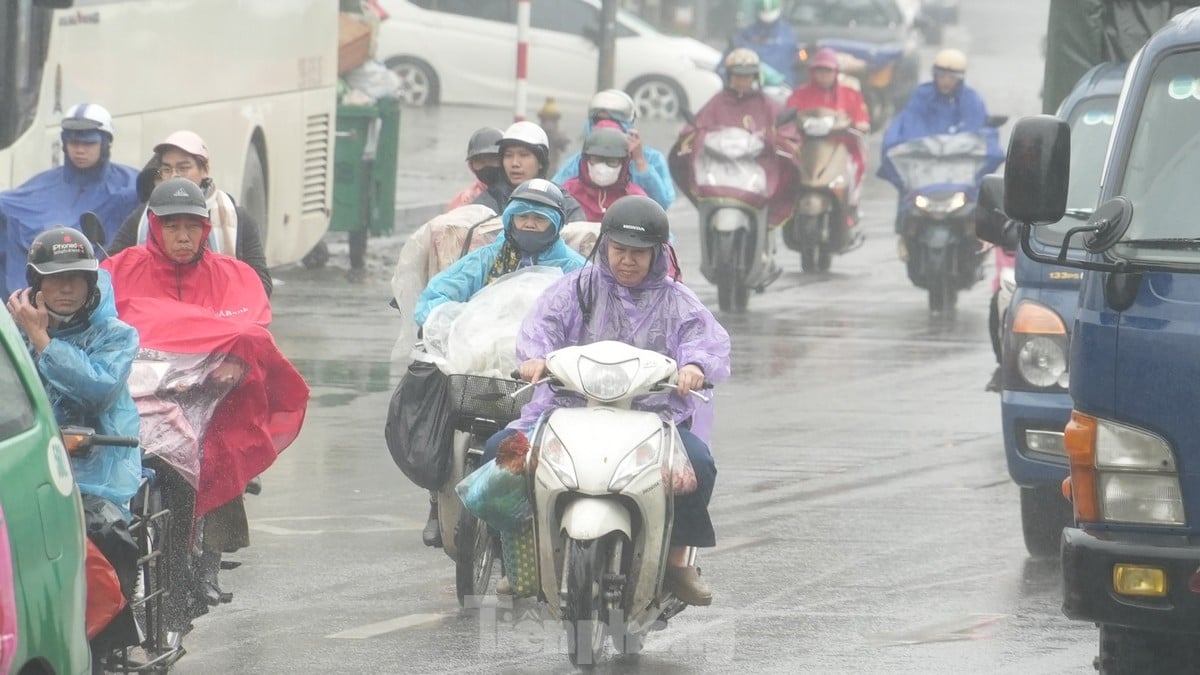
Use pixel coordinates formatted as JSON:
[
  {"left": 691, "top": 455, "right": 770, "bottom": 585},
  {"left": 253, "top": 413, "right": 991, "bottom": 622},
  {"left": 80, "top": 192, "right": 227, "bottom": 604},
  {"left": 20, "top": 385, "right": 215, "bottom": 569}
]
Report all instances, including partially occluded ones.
[
  {"left": 455, "top": 431, "right": 532, "bottom": 532},
  {"left": 423, "top": 266, "right": 563, "bottom": 377}
]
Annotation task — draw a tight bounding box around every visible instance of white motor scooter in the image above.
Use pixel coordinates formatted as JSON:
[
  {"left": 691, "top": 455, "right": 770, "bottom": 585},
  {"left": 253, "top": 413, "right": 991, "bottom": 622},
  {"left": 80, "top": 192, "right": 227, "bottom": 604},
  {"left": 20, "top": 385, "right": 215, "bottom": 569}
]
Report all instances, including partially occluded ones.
[{"left": 520, "top": 341, "right": 708, "bottom": 666}]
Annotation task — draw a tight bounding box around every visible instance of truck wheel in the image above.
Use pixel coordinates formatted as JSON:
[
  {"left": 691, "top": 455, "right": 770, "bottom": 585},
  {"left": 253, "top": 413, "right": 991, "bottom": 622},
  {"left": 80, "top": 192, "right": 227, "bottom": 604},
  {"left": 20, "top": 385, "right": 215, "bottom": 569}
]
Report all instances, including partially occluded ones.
[
  {"left": 1097, "top": 625, "right": 1200, "bottom": 674},
  {"left": 1019, "top": 486, "right": 1071, "bottom": 558}
]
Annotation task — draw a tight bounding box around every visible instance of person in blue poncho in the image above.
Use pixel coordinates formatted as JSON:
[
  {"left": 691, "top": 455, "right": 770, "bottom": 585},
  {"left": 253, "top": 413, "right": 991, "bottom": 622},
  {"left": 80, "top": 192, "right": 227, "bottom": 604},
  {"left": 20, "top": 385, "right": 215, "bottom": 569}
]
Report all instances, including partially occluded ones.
[
  {"left": 412, "top": 178, "right": 588, "bottom": 547},
  {"left": 728, "top": 0, "right": 798, "bottom": 86},
  {"left": 552, "top": 89, "right": 676, "bottom": 210},
  {"left": 0, "top": 103, "right": 139, "bottom": 296},
  {"left": 879, "top": 48, "right": 1002, "bottom": 232}
]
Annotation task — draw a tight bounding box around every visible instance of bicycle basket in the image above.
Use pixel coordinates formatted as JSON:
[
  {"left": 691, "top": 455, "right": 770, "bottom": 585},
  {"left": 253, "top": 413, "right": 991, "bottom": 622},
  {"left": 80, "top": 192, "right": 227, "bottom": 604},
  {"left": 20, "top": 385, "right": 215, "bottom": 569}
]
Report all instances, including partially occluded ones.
[{"left": 446, "top": 375, "right": 531, "bottom": 424}]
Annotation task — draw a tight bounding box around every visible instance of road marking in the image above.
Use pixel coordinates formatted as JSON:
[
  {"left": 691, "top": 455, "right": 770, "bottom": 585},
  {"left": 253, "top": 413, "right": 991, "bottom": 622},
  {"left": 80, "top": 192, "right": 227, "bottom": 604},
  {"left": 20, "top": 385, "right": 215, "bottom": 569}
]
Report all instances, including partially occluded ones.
[
  {"left": 326, "top": 612, "right": 451, "bottom": 639},
  {"left": 864, "top": 613, "right": 1009, "bottom": 646},
  {"left": 249, "top": 513, "right": 425, "bottom": 535}
]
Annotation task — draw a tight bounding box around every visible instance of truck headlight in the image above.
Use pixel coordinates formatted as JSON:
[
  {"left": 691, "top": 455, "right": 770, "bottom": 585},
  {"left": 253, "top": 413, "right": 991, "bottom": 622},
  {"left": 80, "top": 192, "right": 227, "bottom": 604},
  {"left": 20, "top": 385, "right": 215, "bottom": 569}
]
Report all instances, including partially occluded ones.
[{"left": 1005, "top": 301, "right": 1069, "bottom": 391}]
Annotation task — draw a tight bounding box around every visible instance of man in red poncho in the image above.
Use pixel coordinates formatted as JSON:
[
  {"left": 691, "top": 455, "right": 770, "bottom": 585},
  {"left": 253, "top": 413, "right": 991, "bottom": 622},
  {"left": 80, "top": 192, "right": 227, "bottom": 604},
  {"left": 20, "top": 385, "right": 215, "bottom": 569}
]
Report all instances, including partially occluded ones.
[{"left": 102, "top": 177, "right": 308, "bottom": 619}]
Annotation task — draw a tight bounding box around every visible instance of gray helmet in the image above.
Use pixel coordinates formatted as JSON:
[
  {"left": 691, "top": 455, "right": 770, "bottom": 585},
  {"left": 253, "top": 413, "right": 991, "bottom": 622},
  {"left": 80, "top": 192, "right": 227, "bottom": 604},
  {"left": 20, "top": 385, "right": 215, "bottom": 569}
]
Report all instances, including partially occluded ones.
[
  {"left": 509, "top": 178, "right": 566, "bottom": 218},
  {"left": 582, "top": 127, "right": 629, "bottom": 160},
  {"left": 601, "top": 195, "right": 669, "bottom": 248},
  {"left": 466, "top": 127, "right": 503, "bottom": 160},
  {"left": 148, "top": 177, "right": 209, "bottom": 218}
]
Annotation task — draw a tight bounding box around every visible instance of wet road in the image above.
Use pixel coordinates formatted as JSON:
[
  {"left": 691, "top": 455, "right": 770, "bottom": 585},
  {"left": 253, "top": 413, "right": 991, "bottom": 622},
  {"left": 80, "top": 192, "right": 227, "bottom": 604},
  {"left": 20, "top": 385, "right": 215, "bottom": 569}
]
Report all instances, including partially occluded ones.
[{"left": 171, "top": 1, "right": 1102, "bottom": 673}]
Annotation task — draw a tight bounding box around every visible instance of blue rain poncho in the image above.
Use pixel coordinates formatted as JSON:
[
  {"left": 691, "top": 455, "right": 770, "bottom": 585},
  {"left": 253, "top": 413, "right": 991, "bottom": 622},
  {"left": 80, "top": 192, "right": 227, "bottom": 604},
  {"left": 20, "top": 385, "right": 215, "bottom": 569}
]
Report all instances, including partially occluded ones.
[
  {"left": 878, "top": 80, "right": 996, "bottom": 192},
  {"left": 23, "top": 270, "right": 142, "bottom": 512}
]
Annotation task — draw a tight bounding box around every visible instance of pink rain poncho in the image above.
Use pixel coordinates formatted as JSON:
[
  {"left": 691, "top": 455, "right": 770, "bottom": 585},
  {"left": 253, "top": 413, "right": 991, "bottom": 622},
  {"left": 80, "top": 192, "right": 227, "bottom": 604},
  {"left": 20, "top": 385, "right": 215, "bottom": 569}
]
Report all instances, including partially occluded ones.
[{"left": 511, "top": 239, "right": 731, "bottom": 433}]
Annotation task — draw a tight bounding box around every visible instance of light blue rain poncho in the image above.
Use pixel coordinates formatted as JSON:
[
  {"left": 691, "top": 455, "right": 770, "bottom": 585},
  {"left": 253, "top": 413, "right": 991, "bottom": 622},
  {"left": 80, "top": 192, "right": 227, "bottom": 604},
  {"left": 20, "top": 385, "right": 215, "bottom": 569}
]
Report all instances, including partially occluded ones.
[
  {"left": 552, "top": 114, "right": 676, "bottom": 210},
  {"left": 23, "top": 269, "right": 142, "bottom": 513},
  {"left": 413, "top": 193, "right": 588, "bottom": 327}
]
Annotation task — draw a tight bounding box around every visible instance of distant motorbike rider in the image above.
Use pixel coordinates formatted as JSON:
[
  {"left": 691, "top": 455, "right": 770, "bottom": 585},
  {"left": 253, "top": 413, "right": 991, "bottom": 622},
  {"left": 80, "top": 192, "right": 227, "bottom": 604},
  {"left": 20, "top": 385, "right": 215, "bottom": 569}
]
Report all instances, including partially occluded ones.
[
  {"left": 878, "top": 48, "right": 1000, "bottom": 232},
  {"left": 785, "top": 46, "right": 871, "bottom": 225},
  {"left": 6, "top": 227, "right": 142, "bottom": 647},
  {"left": 561, "top": 124, "right": 648, "bottom": 222},
  {"left": 486, "top": 195, "right": 730, "bottom": 606},
  {"left": 473, "top": 121, "right": 585, "bottom": 223},
  {"left": 729, "top": 0, "right": 799, "bottom": 86},
  {"left": 414, "top": 178, "right": 587, "bottom": 546},
  {"left": 448, "top": 127, "right": 504, "bottom": 211},
  {"left": 552, "top": 89, "right": 676, "bottom": 209},
  {"left": 0, "top": 103, "right": 140, "bottom": 296}
]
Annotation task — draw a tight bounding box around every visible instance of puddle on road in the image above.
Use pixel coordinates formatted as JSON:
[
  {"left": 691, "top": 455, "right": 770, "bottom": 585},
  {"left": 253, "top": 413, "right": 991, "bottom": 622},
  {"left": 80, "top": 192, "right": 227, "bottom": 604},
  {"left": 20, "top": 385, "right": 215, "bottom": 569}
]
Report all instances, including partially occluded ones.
[
  {"left": 864, "top": 613, "right": 1008, "bottom": 647},
  {"left": 290, "top": 358, "right": 392, "bottom": 408}
]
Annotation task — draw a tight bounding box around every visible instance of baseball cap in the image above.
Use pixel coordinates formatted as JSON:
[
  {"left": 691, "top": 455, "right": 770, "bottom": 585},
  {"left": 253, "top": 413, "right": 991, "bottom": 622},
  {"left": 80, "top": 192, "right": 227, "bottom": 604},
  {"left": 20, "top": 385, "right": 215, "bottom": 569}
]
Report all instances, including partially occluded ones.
[{"left": 148, "top": 178, "right": 209, "bottom": 218}]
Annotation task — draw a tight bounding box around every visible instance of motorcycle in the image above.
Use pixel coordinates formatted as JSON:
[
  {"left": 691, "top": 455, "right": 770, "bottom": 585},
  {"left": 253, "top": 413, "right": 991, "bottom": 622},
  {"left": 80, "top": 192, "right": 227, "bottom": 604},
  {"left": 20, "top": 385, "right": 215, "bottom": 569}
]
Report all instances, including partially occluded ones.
[
  {"left": 782, "top": 107, "right": 865, "bottom": 272},
  {"left": 669, "top": 122, "right": 797, "bottom": 312},
  {"left": 519, "top": 341, "right": 709, "bottom": 666},
  {"left": 797, "top": 39, "right": 917, "bottom": 131},
  {"left": 886, "top": 126, "right": 1004, "bottom": 315}
]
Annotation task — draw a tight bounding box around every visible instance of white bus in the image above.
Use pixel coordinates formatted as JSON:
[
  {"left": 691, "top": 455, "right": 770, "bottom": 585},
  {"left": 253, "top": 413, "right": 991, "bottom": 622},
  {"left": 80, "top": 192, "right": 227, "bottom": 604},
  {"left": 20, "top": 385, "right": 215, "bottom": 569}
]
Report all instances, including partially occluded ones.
[{"left": 0, "top": 0, "right": 338, "bottom": 267}]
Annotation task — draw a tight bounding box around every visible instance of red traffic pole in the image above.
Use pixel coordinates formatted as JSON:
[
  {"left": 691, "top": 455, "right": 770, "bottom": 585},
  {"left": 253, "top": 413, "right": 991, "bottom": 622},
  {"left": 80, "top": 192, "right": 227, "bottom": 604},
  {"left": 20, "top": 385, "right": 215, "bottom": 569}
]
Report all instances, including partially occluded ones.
[{"left": 515, "top": 0, "right": 531, "bottom": 121}]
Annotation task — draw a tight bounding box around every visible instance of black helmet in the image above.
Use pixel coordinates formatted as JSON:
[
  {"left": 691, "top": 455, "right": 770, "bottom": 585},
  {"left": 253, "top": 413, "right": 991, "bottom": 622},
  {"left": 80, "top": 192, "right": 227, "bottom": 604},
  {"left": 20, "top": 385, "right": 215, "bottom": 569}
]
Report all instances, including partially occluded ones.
[
  {"left": 26, "top": 227, "right": 101, "bottom": 315},
  {"left": 466, "top": 127, "right": 503, "bottom": 160},
  {"left": 148, "top": 177, "right": 208, "bottom": 218},
  {"left": 601, "top": 195, "right": 669, "bottom": 248},
  {"left": 582, "top": 127, "right": 629, "bottom": 160},
  {"left": 509, "top": 178, "right": 566, "bottom": 220}
]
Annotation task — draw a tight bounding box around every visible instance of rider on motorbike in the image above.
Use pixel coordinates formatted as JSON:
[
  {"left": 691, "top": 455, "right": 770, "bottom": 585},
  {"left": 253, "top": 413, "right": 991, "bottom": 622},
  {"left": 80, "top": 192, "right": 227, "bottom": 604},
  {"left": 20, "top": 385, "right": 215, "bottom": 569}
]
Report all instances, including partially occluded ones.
[
  {"left": 878, "top": 48, "right": 998, "bottom": 233},
  {"left": 485, "top": 195, "right": 731, "bottom": 606},
  {"left": 413, "top": 178, "right": 587, "bottom": 546},
  {"left": 785, "top": 46, "right": 871, "bottom": 226},
  {"left": 473, "top": 122, "right": 585, "bottom": 223},
  {"left": 561, "top": 124, "right": 648, "bottom": 222},
  {"left": 448, "top": 127, "right": 504, "bottom": 211},
  {"left": 5, "top": 227, "right": 142, "bottom": 646},
  {"left": 730, "top": 0, "right": 799, "bottom": 86},
  {"left": 553, "top": 89, "right": 676, "bottom": 210}
]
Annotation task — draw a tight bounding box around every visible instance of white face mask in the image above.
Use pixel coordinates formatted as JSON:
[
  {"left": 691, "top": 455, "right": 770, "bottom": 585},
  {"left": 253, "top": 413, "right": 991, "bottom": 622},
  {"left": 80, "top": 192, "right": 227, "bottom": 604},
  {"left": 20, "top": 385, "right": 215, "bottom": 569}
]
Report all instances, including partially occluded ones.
[
  {"left": 758, "top": 8, "right": 781, "bottom": 22},
  {"left": 588, "top": 161, "right": 621, "bottom": 187}
]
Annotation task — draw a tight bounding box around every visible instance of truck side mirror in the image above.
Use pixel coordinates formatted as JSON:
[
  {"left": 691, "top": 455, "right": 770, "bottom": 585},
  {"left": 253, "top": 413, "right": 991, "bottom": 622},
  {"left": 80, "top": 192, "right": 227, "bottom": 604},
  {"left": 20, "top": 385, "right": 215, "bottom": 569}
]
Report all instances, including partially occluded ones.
[
  {"left": 1004, "top": 115, "right": 1070, "bottom": 226},
  {"left": 975, "top": 175, "right": 1016, "bottom": 249}
]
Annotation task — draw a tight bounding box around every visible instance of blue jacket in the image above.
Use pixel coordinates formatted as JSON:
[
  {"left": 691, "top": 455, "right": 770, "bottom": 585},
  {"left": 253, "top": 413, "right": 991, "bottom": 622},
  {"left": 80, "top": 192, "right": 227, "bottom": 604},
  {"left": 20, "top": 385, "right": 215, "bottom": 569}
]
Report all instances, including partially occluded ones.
[
  {"left": 731, "top": 20, "right": 799, "bottom": 86},
  {"left": 878, "top": 81, "right": 992, "bottom": 191},
  {"left": 414, "top": 235, "right": 587, "bottom": 327},
  {"left": 25, "top": 270, "right": 142, "bottom": 511},
  {"left": 0, "top": 155, "right": 139, "bottom": 296},
  {"left": 553, "top": 116, "right": 676, "bottom": 210}
]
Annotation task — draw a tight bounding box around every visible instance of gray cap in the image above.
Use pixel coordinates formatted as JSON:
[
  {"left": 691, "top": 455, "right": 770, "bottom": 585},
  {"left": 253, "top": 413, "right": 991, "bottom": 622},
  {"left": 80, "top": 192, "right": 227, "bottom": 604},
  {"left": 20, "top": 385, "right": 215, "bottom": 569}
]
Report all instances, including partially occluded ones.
[{"left": 148, "top": 177, "right": 208, "bottom": 219}]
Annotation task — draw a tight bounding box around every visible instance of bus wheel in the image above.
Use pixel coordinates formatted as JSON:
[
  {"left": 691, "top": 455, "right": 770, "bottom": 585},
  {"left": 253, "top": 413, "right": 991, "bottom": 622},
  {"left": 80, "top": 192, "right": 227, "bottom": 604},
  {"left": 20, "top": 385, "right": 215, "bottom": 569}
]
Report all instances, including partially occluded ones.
[{"left": 241, "top": 145, "right": 269, "bottom": 247}]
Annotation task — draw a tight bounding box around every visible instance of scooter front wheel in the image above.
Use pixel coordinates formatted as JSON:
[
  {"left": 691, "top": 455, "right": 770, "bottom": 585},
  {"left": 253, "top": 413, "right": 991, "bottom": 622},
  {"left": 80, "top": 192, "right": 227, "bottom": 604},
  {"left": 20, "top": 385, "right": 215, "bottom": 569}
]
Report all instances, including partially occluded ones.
[
  {"left": 564, "top": 538, "right": 608, "bottom": 666},
  {"left": 715, "top": 231, "right": 749, "bottom": 312},
  {"left": 454, "top": 454, "right": 496, "bottom": 606}
]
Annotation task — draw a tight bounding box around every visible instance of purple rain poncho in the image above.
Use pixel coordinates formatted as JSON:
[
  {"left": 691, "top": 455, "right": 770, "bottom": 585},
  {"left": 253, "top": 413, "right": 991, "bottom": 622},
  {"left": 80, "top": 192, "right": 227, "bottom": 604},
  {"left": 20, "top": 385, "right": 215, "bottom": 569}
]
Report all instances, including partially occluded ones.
[{"left": 511, "top": 238, "right": 731, "bottom": 434}]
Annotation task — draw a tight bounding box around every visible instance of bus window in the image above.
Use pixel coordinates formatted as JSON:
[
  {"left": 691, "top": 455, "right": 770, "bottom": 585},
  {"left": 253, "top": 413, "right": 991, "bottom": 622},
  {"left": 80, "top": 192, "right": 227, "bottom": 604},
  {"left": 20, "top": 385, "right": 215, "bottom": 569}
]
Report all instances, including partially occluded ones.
[{"left": 0, "top": 0, "right": 52, "bottom": 151}]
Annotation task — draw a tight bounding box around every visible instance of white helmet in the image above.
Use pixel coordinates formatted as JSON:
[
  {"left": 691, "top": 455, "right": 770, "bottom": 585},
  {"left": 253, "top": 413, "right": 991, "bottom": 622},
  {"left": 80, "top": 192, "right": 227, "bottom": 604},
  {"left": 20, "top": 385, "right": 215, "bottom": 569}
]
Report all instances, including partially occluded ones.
[
  {"left": 588, "top": 89, "right": 637, "bottom": 124},
  {"left": 61, "top": 103, "right": 115, "bottom": 138},
  {"left": 932, "top": 48, "right": 967, "bottom": 76},
  {"left": 498, "top": 121, "right": 550, "bottom": 170}
]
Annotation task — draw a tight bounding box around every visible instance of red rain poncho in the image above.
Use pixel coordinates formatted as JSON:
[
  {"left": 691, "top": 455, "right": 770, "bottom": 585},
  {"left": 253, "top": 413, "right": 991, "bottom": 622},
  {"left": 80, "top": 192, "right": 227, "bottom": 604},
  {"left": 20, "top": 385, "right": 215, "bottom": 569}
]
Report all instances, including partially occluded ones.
[{"left": 102, "top": 211, "right": 308, "bottom": 516}]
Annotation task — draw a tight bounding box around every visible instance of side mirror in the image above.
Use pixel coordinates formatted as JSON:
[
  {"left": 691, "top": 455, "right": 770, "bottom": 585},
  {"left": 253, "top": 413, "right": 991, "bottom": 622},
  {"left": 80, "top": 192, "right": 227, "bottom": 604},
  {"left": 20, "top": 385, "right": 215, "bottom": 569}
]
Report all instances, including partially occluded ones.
[
  {"left": 985, "top": 115, "right": 1009, "bottom": 128},
  {"left": 1083, "top": 197, "right": 1133, "bottom": 253},
  {"left": 1004, "top": 115, "right": 1070, "bottom": 226},
  {"left": 975, "top": 175, "right": 1016, "bottom": 249},
  {"left": 79, "top": 211, "right": 105, "bottom": 248}
]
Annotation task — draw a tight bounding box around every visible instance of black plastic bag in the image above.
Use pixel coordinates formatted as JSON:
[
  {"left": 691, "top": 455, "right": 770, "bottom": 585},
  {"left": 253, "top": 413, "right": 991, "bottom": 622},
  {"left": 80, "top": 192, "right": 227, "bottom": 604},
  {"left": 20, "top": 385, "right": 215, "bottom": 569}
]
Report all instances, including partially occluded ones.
[{"left": 385, "top": 359, "right": 454, "bottom": 489}]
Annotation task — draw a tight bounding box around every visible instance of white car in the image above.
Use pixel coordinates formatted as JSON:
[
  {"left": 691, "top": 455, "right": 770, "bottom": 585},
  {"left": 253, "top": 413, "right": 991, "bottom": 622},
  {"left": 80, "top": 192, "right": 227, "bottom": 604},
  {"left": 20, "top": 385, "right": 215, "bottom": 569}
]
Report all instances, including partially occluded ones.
[{"left": 375, "top": 0, "right": 724, "bottom": 119}]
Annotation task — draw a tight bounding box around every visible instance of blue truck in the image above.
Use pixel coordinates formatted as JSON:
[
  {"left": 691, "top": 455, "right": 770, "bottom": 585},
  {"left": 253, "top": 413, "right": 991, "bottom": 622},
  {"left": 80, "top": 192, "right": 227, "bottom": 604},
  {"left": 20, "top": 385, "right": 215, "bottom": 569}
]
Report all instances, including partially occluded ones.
[
  {"left": 1005, "top": 8, "right": 1200, "bottom": 672},
  {"left": 980, "top": 63, "right": 1126, "bottom": 557}
]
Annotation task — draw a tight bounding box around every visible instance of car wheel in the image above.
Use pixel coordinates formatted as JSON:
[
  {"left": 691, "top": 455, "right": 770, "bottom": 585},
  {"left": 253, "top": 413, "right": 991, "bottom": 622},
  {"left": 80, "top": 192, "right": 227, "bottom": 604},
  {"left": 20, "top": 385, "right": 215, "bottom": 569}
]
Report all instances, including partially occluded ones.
[
  {"left": 627, "top": 76, "right": 686, "bottom": 121},
  {"left": 385, "top": 57, "right": 439, "bottom": 107}
]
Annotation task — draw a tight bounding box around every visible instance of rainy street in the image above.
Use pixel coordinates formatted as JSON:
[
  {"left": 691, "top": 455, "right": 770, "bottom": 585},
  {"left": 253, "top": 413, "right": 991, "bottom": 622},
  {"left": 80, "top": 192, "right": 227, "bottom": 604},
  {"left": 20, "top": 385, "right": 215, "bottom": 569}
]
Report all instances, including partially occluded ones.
[{"left": 172, "top": 1, "right": 1102, "bottom": 672}]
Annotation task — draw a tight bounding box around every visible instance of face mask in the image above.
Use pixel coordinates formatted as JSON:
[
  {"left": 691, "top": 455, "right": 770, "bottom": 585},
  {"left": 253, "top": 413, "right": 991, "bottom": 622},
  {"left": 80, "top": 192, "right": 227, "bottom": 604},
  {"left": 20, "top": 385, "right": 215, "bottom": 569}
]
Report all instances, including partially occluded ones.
[
  {"left": 758, "top": 8, "right": 781, "bottom": 22},
  {"left": 511, "top": 227, "right": 558, "bottom": 255},
  {"left": 474, "top": 165, "right": 502, "bottom": 186},
  {"left": 588, "top": 162, "right": 622, "bottom": 187}
]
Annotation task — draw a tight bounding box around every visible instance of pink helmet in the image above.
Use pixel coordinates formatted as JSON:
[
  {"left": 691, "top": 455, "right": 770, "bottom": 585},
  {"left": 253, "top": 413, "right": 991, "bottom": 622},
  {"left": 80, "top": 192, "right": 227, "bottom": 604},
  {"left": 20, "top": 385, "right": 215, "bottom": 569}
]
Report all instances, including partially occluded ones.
[
  {"left": 154, "top": 130, "right": 209, "bottom": 161},
  {"left": 811, "top": 47, "right": 839, "bottom": 71}
]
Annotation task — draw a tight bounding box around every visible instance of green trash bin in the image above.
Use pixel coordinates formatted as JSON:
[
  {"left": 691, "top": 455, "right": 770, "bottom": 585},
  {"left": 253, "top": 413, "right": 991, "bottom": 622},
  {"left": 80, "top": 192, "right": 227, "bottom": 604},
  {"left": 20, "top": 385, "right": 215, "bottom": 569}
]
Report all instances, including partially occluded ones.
[{"left": 329, "top": 97, "right": 400, "bottom": 273}]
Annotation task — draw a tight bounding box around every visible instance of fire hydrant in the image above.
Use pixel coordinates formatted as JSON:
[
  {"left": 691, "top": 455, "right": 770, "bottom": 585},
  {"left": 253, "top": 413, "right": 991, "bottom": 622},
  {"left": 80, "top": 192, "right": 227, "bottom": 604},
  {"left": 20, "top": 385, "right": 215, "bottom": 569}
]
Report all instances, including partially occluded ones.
[{"left": 538, "top": 97, "right": 571, "bottom": 174}]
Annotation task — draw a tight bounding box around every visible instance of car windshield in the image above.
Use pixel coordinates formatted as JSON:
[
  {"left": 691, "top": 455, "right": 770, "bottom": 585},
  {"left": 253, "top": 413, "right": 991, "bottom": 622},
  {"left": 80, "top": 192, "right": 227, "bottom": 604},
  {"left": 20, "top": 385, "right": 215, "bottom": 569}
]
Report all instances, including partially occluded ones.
[
  {"left": 1034, "top": 96, "right": 1118, "bottom": 248},
  {"left": 1112, "top": 50, "right": 1200, "bottom": 263},
  {"left": 787, "top": 0, "right": 903, "bottom": 28}
]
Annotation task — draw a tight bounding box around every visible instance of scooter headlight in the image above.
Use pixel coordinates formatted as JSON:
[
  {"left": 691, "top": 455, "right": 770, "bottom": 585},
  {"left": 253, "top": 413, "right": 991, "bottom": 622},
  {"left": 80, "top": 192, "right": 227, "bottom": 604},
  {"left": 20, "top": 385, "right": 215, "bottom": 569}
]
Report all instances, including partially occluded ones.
[
  {"left": 608, "top": 430, "right": 663, "bottom": 492},
  {"left": 914, "top": 192, "right": 967, "bottom": 215},
  {"left": 539, "top": 425, "right": 577, "bottom": 489},
  {"left": 578, "top": 357, "right": 640, "bottom": 401}
]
